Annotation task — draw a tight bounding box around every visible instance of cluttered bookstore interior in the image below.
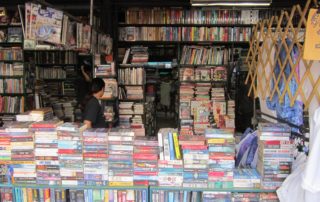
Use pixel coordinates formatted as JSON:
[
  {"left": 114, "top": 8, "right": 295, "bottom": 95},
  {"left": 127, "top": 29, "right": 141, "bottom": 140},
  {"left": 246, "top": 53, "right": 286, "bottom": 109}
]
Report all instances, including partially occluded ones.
[{"left": 0, "top": 0, "right": 319, "bottom": 201}]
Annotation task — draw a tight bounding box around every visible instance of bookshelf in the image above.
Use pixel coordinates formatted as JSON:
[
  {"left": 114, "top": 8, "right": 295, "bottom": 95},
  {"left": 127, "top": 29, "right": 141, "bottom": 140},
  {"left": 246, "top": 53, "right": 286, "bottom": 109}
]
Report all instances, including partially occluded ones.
[
  {"left": 24, "top": 50, "right": 78, "bottom": 121},
  {"left": 0, "top": 184, "right": 149, "bottom": 201},
  {"left": 0, "top": 20, "right": 26, "bottom": 123},
  {"left": 118, "top": 63, "right": 146, "bottom": 136},
  {"left": 114, "top": 6, "right": 264, "bottom": 134},
  {"left": 93, "top": 53, "right": 119, "bottom": 127}
]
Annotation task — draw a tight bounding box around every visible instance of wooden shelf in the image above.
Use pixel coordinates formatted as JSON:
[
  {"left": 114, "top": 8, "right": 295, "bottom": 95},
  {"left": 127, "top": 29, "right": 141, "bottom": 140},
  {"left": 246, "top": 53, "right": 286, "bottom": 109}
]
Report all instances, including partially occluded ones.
[
  {"left": 0, "top": 60, "right": 23, "bottom": 63},
  {"left": 0, "top": 75, "right": 24, "bottom": 78},
  {"left": 0, "top": 42, "right": 23, "bottom": 46},
  {"left": 179, "top": 64, "right": 228, "bottom": 67},
  {"left": 118, "top": 41, "right": 250, "bottom": 46},
  {"left": 118, "top": 23, "right": 254, "bottom": 28},
  {"left": 0, "top": 93, "right": 25, "bottom": 96}
]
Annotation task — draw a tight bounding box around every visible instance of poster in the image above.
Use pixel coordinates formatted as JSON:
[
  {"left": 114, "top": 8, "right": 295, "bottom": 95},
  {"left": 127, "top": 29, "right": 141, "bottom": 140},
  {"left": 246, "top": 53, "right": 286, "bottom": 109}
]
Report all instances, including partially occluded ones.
[{"left": 303, "top": 9, "right": 320, "bottom": 60}]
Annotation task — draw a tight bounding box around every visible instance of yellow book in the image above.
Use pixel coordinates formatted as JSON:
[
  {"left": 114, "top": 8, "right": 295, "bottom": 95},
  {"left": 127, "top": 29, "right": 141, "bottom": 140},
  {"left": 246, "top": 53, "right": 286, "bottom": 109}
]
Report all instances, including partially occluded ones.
[
  {"left": 22, "top": 188, "right": 28, "bottom": 202},
  {"left": 104, "top": 190, "right": 109, "bottom": 202},
  {"left": 109, "top": 181, "right": 134, "bottom": 186},
  {"left": 172, "top": 133, "right": 181, "bottom": 160},
  {"left": 207, "top": 138, "right": 225, "bottom": 144}
]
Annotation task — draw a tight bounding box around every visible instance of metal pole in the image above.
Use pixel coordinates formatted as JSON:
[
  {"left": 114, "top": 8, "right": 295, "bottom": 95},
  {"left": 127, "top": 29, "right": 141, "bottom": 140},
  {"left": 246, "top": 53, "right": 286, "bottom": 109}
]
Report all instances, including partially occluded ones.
[{"left": 90, "top": 0, "right": 94, "bottom": 26}]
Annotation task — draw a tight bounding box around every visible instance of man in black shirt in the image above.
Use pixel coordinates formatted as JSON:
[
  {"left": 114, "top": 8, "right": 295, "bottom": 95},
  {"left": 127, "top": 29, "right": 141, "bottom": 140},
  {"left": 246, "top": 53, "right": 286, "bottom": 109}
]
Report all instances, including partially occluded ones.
[{"left": 83, "top": 78, "right": 107, "bottom": 128}]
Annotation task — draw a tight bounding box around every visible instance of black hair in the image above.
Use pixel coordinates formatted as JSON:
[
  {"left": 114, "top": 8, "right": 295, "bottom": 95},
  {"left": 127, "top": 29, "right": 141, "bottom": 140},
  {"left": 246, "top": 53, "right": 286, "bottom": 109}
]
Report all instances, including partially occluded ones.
[
  {"left": 81, "top": 78, "right": 105, "bottom": 111},
  {"left": 90, "top": 78, "right": 105, "bottom": 94}
]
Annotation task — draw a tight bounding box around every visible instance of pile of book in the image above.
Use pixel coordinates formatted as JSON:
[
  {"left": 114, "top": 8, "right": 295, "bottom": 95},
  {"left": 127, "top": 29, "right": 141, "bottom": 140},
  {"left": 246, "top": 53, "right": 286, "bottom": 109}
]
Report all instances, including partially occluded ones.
[
  {"left": 125, "top": 86, "right": 144, "bottom": 100},
  {"left": 133, "top": 136, "right": 159, "bottom": 186},
  {"left": 7, "top": 122, "right": 36, "bottom": 184},
  {"left": 119, "top": 102, "right": 144, "bottom": 115},
  {"left": 179, "top": 83, "right": 195, "bottom": 135},
  {"left": 57, "top": 123, "right": 87, "bottom": 186},
  {"left": 102, "top": 78, "right": 118, "bottom": 99},
  {"left": 205, "top": 128, "right": 235, "bottom": 189},
  {"left": 232, "top": 193, "right": 260, "bottom": 202},
  {"left": 83, "top": 128, "right": 109, "bottom": 186},
  {"left": 0, "top": 128, "right": 11, "bottom": 163},
  {"left": 130, "top": 46, "right": 149, "bottom": 64},
  {"left": 233, "top": 169, "right": 261, "bottom": 188},
  {"left": 211, "top": 87, "right": 226, "bottom": 128},
  {"left": 194, "top": 83, "right": 211, "bottom": 100},
  {"left": 157, "top": 129, "right": 183, "bottom": 187},
  {"left": 95, "top": 63, "right": 115, "bottom": 77},
  {"left": 181, "top": 140, "right": 209, "bottom": 188},
  {"left": 108, "top": 128, "right": 134, "bottom": 186},
  {"left": 31, "top": 120, "right": 63, "bottom": 185},
  {"left": 257, "top": 123, "right": 294, "bottom": 190},
  {"left": 226, "top": 100, "right": 235, "bottom": 128},
  {"left": 192, "top": 100, "right": 212, "bottom": 135},
  {"left": 202, "top": 192, "right": 232, "bottom": 202}
]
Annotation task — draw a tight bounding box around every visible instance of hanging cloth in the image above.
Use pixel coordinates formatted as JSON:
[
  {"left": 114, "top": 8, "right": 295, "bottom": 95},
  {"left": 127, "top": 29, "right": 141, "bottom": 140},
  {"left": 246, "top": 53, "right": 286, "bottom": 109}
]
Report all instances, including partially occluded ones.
[{"left": 266, "top": 38, "right": 303, "bottom": 131}]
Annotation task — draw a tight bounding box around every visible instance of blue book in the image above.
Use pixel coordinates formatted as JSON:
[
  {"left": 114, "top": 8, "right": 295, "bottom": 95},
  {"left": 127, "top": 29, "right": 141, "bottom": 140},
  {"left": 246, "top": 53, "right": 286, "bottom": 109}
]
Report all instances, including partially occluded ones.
[
  {"left": 183, "top": 191, "right": 188, "bottom": 202},
  {"left": 168, "top": 191, "right": 174, "bottom": 202},
  {"left": 168, "top": 133, "right": 175, "bottom": 160},
  {"left": 50, "top": 188, "right": 56, "bottom": 202}
]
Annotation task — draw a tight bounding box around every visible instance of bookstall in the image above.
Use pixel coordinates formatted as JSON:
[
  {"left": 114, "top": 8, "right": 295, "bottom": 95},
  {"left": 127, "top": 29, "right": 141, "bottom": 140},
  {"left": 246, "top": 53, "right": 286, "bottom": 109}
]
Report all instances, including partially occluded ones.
[{"left": 1, "top": 0, "right": 320, "bottom": 201}]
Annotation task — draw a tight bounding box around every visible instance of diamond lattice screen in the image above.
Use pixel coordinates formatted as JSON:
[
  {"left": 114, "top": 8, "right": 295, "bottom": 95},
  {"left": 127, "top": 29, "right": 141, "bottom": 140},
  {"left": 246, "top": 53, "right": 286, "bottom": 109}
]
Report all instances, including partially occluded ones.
[{"left": 245, "top": 0, "right": 320, "bottom": 110}]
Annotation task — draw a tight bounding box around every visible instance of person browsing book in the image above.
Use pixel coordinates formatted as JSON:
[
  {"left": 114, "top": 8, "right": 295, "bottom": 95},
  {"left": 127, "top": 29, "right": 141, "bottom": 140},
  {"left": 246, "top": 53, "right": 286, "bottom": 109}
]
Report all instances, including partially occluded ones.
[{"left": 83, "top": 78, "right": 106, "bottom": 128}]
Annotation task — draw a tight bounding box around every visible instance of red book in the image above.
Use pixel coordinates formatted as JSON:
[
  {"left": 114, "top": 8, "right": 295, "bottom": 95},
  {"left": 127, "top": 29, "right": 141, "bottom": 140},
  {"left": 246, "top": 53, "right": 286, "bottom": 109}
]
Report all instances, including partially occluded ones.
[
  {"left": 181, "top": 145, "right": 208, "bottom": 150},
  {"left": 133, "top": 154, "right": 158, "bottom": 160}
]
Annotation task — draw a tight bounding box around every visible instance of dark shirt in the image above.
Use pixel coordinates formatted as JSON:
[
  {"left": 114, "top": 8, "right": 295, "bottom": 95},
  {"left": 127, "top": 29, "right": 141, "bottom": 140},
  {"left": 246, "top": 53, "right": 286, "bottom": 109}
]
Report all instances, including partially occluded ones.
[{"left": 83, "top": 96, "right": 106, "bottom": 128}]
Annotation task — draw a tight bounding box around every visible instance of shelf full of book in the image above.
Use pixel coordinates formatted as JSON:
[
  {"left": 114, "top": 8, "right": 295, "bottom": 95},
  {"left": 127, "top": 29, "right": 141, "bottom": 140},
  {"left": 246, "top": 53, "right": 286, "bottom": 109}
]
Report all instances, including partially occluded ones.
[
  {"left": 93, "top": 53, "right": 119, "bottom": 127},
  {"left": 23, "top": 50, "right": 79, "bottom": 121},
  {"left": 0, "top": 184, "right": 149, "bottom": 202},
  {"left": 0, "top": 20, "right": 27, "bottom": 123}
]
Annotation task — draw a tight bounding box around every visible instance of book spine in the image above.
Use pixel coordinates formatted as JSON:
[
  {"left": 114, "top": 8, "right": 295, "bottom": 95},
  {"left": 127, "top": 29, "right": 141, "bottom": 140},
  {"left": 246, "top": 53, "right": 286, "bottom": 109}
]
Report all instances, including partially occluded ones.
[
  {"left": 172, "top": 133, "right": 181, "bottom": 160},
  {"left": 168, "top": 133, "right": 175, "bottom": 160}
]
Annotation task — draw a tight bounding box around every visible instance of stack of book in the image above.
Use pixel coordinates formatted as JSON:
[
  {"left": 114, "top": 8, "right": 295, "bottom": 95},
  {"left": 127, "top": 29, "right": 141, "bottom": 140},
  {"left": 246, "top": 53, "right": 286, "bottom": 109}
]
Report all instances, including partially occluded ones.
[
  {"left": 179, "top": 83, "right": 195, "bottom": 135},
  {"left": 181, "top": 144, "right": 209, "bottom": 188},
  {"left": 232, "top": 193, "right": 260, "bottom": 202},
  {"left": 102, "top": 78, "right": 118, "bottom": 99},
  {"left": 125, "top": 86, "right": 144, "bottom": 100},
  {"left": 257, "top": 123, "right": 293, "bottom": 190},
  {"left": 130, "top": 46, "right": 149, "bottom": 64},
  {"left": 158, "top": 160, "right": 183, "bottom": 187},
  {"left": 194, "top": 83, "right": 211, "bottom": 101},
  {"left": 205, "top": 128, "right": 235, "bottom": 189},
  {"left": 211, "top": 87, "right": 226, "bottom": 128},
  {"left": 0, "top": 128, "right": 11, "bottom": 163},
  {"left": 7, "top": 122, "right": 36, "bottom": 184},
  {"left": 83, "top": 128, "right": 109, "bottom": 186},
  {"left": 133, "top": 136, "right": 159, "bottom": 186},
  {"left": 157, "top": 129, "right": 183, "bottom": 187},
  {"left": 57, "top": 123, "right": 87, "bottom": 186},
  {"left": 0, "top": 188, "right": 13, "bottom": 201},
  {"left": 233, "top": 169, "right": 261, "bottom": 188},
  {"left": 95, "top": 63, "right": 115, "bottom": 77},
  {"left": 226, "top": 100, "right": 235, "bottom": 128},
  {"left": 31, "top": 120, "right": 63, "bottom": 185},
  {"left": 108, "top": 128, "right": 134, "bottom": 186},
  {"left": 119, "top": 102, "right": 144, "bottom": 115},
  {"left": 192, "top": 100, "right": 212, "bottom": 135},
  {"left": 202, "top": 192, "right": 232, "bottom": 202}
]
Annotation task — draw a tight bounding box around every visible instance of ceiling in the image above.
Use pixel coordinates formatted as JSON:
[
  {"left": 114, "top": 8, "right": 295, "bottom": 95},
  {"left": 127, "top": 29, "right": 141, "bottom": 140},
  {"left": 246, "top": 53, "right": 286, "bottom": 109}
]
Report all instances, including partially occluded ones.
[{"left": 1, "top": 0, "right": 309, "bottom": 10}]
